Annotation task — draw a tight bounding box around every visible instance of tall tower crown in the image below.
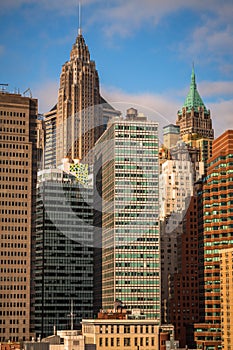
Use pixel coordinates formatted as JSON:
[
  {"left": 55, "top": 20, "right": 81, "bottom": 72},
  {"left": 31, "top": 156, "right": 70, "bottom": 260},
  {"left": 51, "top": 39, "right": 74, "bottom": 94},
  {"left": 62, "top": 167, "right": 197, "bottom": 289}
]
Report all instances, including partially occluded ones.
[
  {"left": 178, "top": 66, "right": 207, "bottom": 115},
  {"left": 70, "top": 33, "right": 91, "bottom": 62}
]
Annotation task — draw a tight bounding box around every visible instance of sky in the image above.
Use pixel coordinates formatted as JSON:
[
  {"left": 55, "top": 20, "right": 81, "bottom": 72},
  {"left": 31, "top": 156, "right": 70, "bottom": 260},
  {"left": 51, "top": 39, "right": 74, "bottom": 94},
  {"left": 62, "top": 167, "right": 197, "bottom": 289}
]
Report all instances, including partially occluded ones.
[{"left": 0, "top": 0, "right": 233, "bottom": 137}]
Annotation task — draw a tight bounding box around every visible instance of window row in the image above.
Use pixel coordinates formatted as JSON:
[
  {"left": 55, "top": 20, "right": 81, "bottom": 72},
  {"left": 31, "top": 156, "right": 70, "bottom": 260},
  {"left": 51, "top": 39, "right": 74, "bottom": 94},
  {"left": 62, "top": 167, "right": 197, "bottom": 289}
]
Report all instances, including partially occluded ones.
[
  {"left": 0, "top": 152, "right": 29, "bottom": 158},
  {"left": 99, "top": 336, "right": 155, "bottom": 347},
  {"left": 0, "top": 176, "right": 28, "bottom": 182},
  {"left": 0, "top": 243, "right": 27, "bottom": 248},
  {"left": 0, "top": 119, "right": 26, "bottom": 125},
  {"left": 0, "top": 110, "right": 26, "bottom": 117},
  {"left": 0, "top": 168, "right": 29, "bottom": 174},
  {"left": 0, "top": 135, "right": 26, "bottom": 142},
  {"left": 0, "top": 127, "right": 26, "bottom": 134}
]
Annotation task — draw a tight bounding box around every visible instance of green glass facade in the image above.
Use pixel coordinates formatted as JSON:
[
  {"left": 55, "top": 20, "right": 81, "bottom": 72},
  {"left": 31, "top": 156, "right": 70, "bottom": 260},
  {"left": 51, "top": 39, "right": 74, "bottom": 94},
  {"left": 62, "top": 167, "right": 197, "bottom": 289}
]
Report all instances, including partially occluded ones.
[{"left": 95, "top": 116, "right": 160, "bottom": 321}]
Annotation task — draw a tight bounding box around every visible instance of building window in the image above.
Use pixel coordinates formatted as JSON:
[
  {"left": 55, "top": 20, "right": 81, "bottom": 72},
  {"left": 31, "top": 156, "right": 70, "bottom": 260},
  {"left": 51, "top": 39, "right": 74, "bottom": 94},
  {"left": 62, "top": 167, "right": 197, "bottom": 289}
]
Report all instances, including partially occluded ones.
[
  {"left": 124, "top": 338, "right": 131, "bottom": 347},
  {"left": 124, "top": 325, "right": 130, "bottom": 333},
  {"left": 105, "top": 338, "right": 108, "bottom": 347},
  {"left": 99, "top": 338, "right": 102, "bottom": 347},
  {"left": 111, "top": 338, "right": 114, "bottom": 346},
  {"left": 116, "top": 337, "right": 120, "bottom": 347}
]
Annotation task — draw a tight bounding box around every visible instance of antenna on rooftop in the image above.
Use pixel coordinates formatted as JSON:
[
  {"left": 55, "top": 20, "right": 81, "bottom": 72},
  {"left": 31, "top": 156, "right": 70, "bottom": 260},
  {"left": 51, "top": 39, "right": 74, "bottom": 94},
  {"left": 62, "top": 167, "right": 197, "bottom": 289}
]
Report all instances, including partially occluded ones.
[
  {"left": 78, "top": 1, "right": 82, "bottom": 35},
  {"left": 23, "top": 88, "right": 32, "bottom": 98}
]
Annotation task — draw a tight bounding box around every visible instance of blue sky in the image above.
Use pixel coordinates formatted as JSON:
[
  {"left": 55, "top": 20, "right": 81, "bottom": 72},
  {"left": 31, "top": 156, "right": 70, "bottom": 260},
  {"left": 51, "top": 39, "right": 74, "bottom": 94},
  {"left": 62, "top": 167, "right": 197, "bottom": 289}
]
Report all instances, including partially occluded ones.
[{"left": 0, "top": 0, "right": 233, "bottom": 137}]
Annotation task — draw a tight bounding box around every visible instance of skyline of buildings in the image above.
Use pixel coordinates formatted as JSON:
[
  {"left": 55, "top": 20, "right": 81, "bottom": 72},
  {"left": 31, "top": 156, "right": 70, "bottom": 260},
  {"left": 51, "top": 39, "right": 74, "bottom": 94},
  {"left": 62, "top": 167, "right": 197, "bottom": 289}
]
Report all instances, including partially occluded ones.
[
  {"left": 0, "top": 21, "right": 232, "bottom": 350},
  {"left": 159, "top": 68, "right": 214, "bottom": 347}
]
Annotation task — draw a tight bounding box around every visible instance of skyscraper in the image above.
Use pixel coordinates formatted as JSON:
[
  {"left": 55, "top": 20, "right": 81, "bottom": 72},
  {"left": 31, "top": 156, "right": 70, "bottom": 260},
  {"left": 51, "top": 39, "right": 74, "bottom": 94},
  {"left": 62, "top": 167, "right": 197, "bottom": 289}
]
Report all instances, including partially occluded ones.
[
  {"left": 176, "top": 67, "right": 214, "bottom": 166},
  {"left": 44, "top": 24, "right": 120, "bottom": 167},
  {"left": 219, "top": 247, "right": 233, "bottom": 350},
  {"left": 0, "top": 90, "right": 42, "bottom": 341},
  {"left": 94, "top": 110, "right": 160, "bottom": 320},
  {"left": 168, "top": 191, "right": 201, "bottom": 348},
  {"left": 56, "top": 29, "right": 102, "bottom": 166},
  {"left": 194, "top": 130, "right": 233, "bottom": 350},
  {"left": 35, "top": 161, "right": 93, "bottom": 338},
  {"left": 159, "top": 127, "right": 205, "bottom": 329}
]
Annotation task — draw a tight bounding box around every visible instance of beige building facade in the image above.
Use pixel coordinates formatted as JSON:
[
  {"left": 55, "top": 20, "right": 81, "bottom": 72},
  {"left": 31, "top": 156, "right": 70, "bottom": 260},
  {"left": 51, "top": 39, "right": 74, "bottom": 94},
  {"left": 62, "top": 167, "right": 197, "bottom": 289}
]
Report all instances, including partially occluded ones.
[
  {"left": 82, "top": 315, "right": 160, "bottom": 350},
  {"left": 56, "top": 31, "right": 102, "bottom": 166},
  {"left": 0, "top": 91, "right": 42, "bottom": 341}
]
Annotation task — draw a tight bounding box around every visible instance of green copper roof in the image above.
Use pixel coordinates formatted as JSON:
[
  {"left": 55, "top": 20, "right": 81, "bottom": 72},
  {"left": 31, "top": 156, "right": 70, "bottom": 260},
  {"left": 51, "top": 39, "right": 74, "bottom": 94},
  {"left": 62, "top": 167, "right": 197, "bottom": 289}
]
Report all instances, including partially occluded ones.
[{"left": 179, "top": 67, "right": 207, "bottom": 114}]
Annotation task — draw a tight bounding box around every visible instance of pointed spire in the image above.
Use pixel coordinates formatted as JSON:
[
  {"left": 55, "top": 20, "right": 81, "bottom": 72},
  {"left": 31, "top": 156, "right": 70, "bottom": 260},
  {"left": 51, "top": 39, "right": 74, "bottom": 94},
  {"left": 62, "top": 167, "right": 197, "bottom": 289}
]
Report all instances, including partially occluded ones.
[
  {"left": 78, "top": 1, "right": 82, "bottom": 36},
  {"left": 178, "top": 65, "right": 207, "bottom": 115},
  {"left": 70, "top": 1, "right": 91, "bottom": 62},
  {"left": 191, "top": 62, "right": 196, "bottom": 89}
]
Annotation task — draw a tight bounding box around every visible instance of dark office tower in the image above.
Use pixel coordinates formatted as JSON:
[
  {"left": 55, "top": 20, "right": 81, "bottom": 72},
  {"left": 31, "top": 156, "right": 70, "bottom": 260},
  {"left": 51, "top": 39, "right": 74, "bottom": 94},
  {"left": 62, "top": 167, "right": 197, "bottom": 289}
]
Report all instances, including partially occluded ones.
[
  {"left": 0, "top": 90, "right": 42, "bottom": 341},
  {"left": 194, "top": 130, "right": 233, "bottom": 350},
  {"left": 56, "top": 29, "right": 102, "bottom": 166},
  {"left": 35, "top": 163, "right": 93, "bottom": 338},
  {"left": 168, "top": 187, "right": 201, "bottom": 348},
  {"left": 176, "top": 67, "right": 214, "bottom": 167}
]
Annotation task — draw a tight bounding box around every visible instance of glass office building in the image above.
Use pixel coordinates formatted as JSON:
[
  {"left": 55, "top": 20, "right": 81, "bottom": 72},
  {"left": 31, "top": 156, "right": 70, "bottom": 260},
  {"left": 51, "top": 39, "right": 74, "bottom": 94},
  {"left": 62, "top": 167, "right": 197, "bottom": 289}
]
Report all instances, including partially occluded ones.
[
  {"left": 95, "top": 110, "right": 160, "bottom": 320},
  {"left": 35, "top": 167, "right": 93, "bottom": 338}
]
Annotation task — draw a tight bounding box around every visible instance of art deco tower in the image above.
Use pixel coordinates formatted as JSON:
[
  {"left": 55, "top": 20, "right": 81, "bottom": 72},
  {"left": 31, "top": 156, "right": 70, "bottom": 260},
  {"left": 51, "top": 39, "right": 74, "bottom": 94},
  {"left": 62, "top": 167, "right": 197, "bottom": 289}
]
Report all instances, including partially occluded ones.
[
  {"left": 176, "top": 67, "right": 214, "bottom": 166},
  {"left": 56, "top": 28, "right": 102, "bottom": 166}
]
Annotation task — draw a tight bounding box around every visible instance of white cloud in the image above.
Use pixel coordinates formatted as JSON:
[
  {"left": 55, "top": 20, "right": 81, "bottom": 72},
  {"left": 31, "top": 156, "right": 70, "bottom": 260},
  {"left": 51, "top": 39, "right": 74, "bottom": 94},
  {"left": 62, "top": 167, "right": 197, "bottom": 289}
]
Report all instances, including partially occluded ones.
[
  {"left": 211, "top": 100, "right": 233, "bottom": 138},
  {"left": 200, "top": 81, "right": 233, "bottom": 98},
  {"left": 84, "top": 0, "right": 233, "bottom": 42},
  {"left": 185, "top": 19, "right": 233, "bottom": 57},
  {"left": 1, "top": 0, "right": 233, "bottom": 68},
  {"left": 33, "top": 80, "right": 59, "bottom": 114},
  {"left": 31, "top": 79, "right": 232, "bottom": 140},
  {"left": 101, "top": 85, "right": 182, "bottom": 141},
  {"left": 101, "top": 85, "right": 233, "bottom": 140}
]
